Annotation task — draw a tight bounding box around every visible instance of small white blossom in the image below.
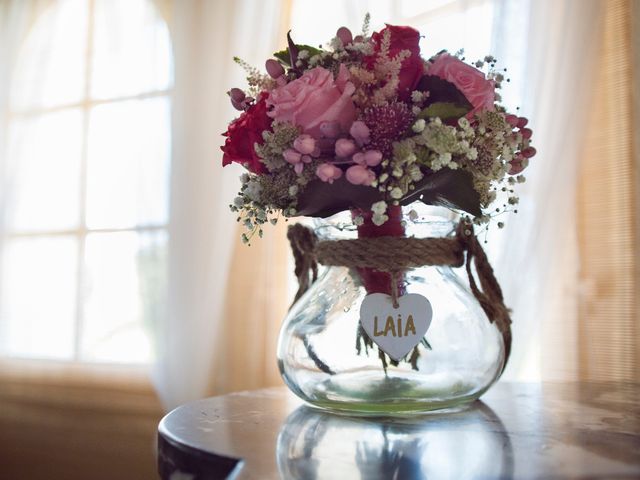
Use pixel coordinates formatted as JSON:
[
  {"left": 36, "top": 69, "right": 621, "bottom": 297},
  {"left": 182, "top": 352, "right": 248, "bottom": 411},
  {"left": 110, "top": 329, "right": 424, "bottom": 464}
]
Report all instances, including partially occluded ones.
[
  {"left": 408, "top": 165, "right": 424, "bottom": 181},
  {"left": 371, "top": 200, "right": 387, "bottom": 215},
  {"left": 412, "top": 119, "right": 426, "bottom": 133},
  {"left": 353, "top": 215, "right": 364, "bottom": 226},
  {"left": 372, "top": 213, "right": 389, "bottom": 226},
  {"left": 256, "top": 209, "right": 267, "bottom": 222},
  {"left": 390, "top": 187, "right": 403, "bottom": 199},
  {"left": 233, "top": 196, "right": 244, "bottom": 208},
  {"left": 244, "top": 180, "right": 262, "bottom": 201},
  {"left": 439, "top": 152, "right": 452, "bottom": 163},
  {"left": 411, "top": 91, "right": 425, "bottom": 103}
]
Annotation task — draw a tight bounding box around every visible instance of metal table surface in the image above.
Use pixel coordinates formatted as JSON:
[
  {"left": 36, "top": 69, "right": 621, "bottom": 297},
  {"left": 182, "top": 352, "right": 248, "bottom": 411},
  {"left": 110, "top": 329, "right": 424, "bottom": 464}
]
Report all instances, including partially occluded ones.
[{"left": 158, "top": 382, "right": 640, "bottom": 479}]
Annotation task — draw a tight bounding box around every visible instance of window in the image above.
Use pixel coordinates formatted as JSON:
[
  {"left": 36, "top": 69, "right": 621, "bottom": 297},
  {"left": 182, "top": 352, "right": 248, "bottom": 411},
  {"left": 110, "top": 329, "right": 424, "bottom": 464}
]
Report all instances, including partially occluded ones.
[{"left": 0, "top": 0, "right": 172, "bottom": 364}]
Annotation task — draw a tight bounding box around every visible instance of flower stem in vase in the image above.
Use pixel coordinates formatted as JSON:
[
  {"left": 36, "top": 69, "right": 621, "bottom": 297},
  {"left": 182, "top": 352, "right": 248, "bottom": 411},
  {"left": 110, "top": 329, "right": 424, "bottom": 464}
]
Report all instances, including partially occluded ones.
[{"left": 351, "top": 205, "right": 414, "bottom": 371}]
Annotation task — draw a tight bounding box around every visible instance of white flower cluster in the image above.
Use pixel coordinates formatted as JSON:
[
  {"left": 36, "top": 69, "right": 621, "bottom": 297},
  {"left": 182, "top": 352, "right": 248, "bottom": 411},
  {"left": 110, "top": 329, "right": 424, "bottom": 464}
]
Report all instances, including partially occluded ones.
[{"left": 371, "top": 200, "right": 389, "bottom": 226}]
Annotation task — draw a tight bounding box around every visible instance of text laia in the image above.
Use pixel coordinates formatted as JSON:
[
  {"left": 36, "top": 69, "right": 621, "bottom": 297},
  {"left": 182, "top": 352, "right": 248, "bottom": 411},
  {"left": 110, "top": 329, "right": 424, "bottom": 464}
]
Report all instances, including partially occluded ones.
[{"left": 373, "top": 314, "right": 417, "bottom": 338}]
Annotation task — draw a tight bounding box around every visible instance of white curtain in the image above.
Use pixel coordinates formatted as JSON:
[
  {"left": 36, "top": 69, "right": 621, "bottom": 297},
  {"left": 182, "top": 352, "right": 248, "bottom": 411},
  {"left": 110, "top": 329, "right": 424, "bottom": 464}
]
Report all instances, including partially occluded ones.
[
  {"left": 152, "top": 0, "right": 288, "bottom": 410},
  {"left": 489, "top": 0, "right": 603, "bottom": 380}
]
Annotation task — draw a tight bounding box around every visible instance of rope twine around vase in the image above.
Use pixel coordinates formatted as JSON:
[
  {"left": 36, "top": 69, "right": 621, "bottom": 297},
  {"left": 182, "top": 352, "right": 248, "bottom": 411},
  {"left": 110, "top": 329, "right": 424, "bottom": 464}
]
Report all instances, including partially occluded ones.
[{"left": 287, "top": 221, "right": 513, "bottom": 370}]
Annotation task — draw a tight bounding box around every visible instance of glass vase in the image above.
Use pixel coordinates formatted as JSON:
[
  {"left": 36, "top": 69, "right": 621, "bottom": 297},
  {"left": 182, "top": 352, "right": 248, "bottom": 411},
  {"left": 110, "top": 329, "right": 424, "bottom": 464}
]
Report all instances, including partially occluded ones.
[{"left": 277, "top": 204, "right": 505, "bottom": 415}]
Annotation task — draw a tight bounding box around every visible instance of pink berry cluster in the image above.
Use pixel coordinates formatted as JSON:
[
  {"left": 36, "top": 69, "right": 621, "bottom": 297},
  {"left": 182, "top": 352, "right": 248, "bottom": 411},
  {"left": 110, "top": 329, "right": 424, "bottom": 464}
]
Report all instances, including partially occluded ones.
[
  {"left": 505, "top": 114, "right": 536, "bottom": 175},
  {"left": 313, "top": 120, "right": 383, "bottom": 186}
]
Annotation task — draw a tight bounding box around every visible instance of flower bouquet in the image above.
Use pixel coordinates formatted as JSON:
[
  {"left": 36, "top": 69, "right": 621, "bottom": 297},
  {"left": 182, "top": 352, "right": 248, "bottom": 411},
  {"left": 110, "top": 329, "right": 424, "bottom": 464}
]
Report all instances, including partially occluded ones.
[{"left": 221, "top": 16, "right": 535, "bottom": 414}]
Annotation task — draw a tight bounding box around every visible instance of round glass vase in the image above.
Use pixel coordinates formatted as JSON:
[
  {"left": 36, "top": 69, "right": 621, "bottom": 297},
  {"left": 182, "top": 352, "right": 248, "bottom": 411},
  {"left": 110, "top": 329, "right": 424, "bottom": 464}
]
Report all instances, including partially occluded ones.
[{"left": 277, "top": 204, "right": 505, "bottom": 415}]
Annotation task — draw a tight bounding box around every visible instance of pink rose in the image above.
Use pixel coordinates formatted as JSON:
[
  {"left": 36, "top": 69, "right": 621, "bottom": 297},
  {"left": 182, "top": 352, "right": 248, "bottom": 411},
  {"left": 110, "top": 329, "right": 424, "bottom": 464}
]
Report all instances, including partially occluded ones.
[
  {"left": 267, "top": 66, "right": 357, "bottom": 137},
  {"left": 429, "top": 53, "right": 495, "bottom": 116}
]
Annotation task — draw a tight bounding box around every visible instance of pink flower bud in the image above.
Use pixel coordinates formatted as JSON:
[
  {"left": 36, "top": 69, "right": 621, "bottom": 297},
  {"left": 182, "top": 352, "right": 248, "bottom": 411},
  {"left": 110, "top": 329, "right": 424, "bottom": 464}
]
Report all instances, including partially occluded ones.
[
  {"left": 293, "top": 134, "right": 317, "bottom": 155},
  {"left": 505, "top": 114, "right": 518, "bottom": 127},
  {"left": 316, "top": 163, "right": 343, "bottom": 184},
  {"left": 508, "top": 155, "right": 528, "bottom": 175},
  {"left": 231, "top": 99, "right": 244, "bottom": 111},
  {"left": 229, "top": 88, "right": 247, "bottom": 111},
  {"left": 346, "top": 165, "right": 375, "bottom": 186},
  {"left": 520, "top": 127, "right": 533, "bottom": 139},
  {"left": 352, "top": 152, "right": 365, "bottom": 165},
  {"left": 363, "top": 150, "right": 382, "bottom": 167},
  {"left": 294, "top": 163, "right": 304, "bottom": 175},
  {"left": 320, "top": 121, "right": 341, "bottom": 138},
  {"left": 336, "top": 27, "right": 353, "bottom": 45},
  {"left": 229, "top": 88, "right": 246, "bottom": 102},
  {"left": 516, "top": 117, "right": 529, "bottom": 128},
  {"left": 265, "top": 59, "right": 285, "bottom": 79},
  {"left": 335, "top": 138, "right": 357, "bottom": 158},
  {"left": 521, "top": 146, "right": 536, "bottom": 158},
  {"left": 283, "top": 148, "right": 302, "bottom": 164},
  {"left": 301, "top": 154, "right": 312, "bottom": 164},
  {"left": 349, "top": 121, "right": 370, "bottom": 144}
]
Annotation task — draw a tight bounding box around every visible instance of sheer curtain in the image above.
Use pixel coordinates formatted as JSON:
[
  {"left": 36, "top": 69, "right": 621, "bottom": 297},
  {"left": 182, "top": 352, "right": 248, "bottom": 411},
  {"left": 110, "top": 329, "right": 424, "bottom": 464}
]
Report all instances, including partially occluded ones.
[
  {"left": 490, "top": 0, "right": 603, "bottom": 381},
  {"left": 153, "top": 0, "right": 289, "bottom": 409}
]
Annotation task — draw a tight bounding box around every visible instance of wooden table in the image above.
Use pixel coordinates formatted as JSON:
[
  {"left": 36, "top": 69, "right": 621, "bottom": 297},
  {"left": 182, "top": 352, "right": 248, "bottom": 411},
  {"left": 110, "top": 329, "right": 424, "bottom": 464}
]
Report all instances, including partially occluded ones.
[{"left": 157, "top": 382, "right": 640, "bottom": 479}]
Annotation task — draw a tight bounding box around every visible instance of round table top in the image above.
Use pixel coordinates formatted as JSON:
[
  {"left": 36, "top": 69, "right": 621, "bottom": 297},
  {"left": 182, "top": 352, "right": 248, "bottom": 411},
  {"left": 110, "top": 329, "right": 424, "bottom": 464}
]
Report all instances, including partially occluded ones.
[{"left": 157, "top": 382, "right": 640, "bottom": 480}]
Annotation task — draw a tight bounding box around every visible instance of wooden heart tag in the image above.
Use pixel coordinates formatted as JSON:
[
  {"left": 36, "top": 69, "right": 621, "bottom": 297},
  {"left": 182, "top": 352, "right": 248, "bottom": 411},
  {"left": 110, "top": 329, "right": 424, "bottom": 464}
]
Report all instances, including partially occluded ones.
[{"left": 359, "top": 293, "right": 432, "bottom": 361}]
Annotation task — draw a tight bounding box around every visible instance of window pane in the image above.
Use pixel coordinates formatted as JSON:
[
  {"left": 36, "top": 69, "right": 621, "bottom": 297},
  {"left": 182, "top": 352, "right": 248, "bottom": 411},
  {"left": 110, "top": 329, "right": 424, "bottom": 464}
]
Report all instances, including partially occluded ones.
[
  {"left": 10, "top": 0, "right": 87, "bottom": 111},
  {"left": 81, "top": 231, "right": 166, "bottom": 363},
  {"left": 0, "top": 236, "right": 77, "bottom": 359},
  {"left": 4, "top": 109, "right": 82, "bottom": 233},
  {"left": 86, "top": 97, "right": 171, "bottom": 229},
  {"left": 416, "top": 2, "right": 495, "bottom": 62},
  {"left": 91, "top": 0, "right": 173, "bottom": 99}
]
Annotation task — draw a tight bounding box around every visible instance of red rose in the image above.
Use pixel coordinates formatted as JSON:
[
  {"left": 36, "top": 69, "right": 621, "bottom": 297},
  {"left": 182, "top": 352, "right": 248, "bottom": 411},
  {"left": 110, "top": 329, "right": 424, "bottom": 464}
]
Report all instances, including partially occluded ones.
[
  {"left": 366, "top": 24, "right": 424, "bottom": 101},
  {"left": 221, "top": 92, "right": 271, "bottom": 174}
]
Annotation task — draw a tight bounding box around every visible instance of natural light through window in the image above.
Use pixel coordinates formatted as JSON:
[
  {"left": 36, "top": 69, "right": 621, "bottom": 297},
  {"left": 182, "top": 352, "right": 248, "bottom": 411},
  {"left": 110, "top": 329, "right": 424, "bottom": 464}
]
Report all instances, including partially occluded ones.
[{"left": 0, "top": 0, "right": 172, "bottom": 364}]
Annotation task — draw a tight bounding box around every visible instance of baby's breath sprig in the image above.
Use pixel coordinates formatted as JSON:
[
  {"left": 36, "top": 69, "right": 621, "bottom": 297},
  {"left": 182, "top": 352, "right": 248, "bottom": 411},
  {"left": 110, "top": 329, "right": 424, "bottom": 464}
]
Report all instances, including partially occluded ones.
[{"left": 233, "top": 56, "right": 275, "bottom": 96}]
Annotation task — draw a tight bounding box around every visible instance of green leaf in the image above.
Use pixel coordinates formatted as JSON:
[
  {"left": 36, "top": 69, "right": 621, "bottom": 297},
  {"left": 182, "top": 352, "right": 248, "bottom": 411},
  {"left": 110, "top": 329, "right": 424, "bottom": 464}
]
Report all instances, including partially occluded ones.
[
  {"left": 273, "top": 50, "right": 291, "bottom": 65},
  {"left": 273, "top": 45, "right": 323, "bottom": 66},
  {"left": 295, "top": 168, "right": 481, "bottom": 219},
  {"left": 416, "top": 75, "right": 472, "bottom": 110},
  {"left": 418, "top": 102, "right": 471, "bottom": 121},
  {"left": 400, "top": 168, "right": 482, "bottom": 217},
  {"left": 295, "top": 176, "right": 383, "bottom": 218}
]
